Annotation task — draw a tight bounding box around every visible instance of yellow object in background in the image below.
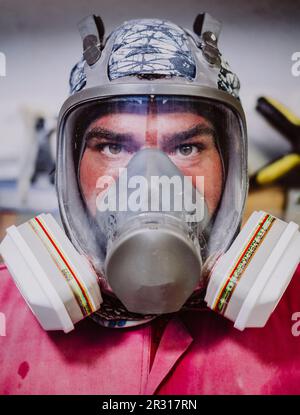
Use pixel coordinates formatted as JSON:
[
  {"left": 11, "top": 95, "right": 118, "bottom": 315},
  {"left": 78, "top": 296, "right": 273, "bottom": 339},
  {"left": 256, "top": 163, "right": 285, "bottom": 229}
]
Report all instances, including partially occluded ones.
[
  {"left": 251, "top": 97, "right": 300, "bottom": 188},
  {"left": 256, "top": 154, "right": 300, "bottom": 185},
  {"left": 265, "top": 97, "right": 300, "bottom": 127}
]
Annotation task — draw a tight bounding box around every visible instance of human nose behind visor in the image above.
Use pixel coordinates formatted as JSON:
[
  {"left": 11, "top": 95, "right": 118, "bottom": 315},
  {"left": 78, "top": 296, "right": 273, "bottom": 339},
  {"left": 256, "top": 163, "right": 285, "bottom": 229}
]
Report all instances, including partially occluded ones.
[{"left": 95, "top": 148, "right": 209, "bottom": 314}]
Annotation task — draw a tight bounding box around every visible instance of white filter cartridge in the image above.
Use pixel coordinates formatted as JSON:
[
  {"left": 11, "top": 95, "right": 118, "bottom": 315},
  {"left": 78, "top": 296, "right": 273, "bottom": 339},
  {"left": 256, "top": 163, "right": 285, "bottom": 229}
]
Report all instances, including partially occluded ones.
[
  {"left": 0, "top": 214, "right": 102, "bottom": 333},
  {"left": 205, "top": 211, "right": 300, "bottom": 330}
]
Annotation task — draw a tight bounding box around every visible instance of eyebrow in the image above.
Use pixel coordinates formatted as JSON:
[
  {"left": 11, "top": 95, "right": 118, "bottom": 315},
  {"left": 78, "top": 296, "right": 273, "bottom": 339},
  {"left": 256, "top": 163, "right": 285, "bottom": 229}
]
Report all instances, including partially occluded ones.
[
  {"left": 161, "top": 124, "right": 216, "bottom": 151},
  {"left": 84, "top": 127, "right": 137, "bottom": 145},
  {"left": 84, "top": 123, "right": 216, "bottom": 150}
]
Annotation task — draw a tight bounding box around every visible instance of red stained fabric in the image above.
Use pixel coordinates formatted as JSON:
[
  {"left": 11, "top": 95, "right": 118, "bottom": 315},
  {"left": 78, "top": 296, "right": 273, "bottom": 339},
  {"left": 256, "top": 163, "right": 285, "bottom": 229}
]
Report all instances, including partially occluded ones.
[{"left": 0, "top": 263, "right": 300, "bottom": 395}]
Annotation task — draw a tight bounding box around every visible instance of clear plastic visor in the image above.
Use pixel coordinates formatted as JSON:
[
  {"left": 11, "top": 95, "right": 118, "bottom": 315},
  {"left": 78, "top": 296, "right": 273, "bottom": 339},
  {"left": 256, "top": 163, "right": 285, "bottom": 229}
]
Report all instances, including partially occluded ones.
[{"left": 57, "top": 95, "right": 247, "bottom": 273}]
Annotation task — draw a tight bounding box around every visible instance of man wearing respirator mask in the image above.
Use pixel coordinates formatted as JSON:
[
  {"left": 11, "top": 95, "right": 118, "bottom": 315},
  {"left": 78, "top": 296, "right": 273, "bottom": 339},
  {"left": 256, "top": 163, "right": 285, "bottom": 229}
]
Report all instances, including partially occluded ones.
[{"left": 0, "top": 14, "right": 300, "bottom": 394}]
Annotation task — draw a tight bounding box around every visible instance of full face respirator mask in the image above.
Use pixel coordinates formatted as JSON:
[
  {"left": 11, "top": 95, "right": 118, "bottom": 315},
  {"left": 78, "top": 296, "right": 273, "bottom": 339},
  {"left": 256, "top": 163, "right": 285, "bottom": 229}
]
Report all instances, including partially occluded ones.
[{"left": 1, "top": 14, "right": 300, "bottom": 333}]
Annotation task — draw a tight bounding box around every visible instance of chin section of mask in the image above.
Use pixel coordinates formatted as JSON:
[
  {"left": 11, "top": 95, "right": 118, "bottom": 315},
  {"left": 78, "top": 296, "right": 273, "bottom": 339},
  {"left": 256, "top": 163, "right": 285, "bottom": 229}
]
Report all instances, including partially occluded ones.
[
  {"left": 205, "top": 210, "right": 300, "bottom": 331},
  {"left": 0, "top": 214, "right": 102, "bottom": 333}
]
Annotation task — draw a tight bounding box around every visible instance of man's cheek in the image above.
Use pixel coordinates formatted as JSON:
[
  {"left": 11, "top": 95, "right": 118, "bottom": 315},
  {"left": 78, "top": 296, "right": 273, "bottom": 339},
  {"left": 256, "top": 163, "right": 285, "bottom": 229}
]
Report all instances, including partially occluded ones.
[
  {"left": 79, "top": 163, "right": 100, "bottom": 215},
  {"left": 204, "top": 165, "right": 223, "bottom": 214},
  {"left": 82, "top": 188, "right": 98, "bottom": 216}
]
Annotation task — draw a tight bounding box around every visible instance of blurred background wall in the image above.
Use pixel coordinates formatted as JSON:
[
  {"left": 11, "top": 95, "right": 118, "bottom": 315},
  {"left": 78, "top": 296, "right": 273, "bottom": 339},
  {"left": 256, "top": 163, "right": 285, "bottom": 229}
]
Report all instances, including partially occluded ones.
[
  {"left": 0, "top": 0, "right": 299, "bottom": 236},
  {"left": 0, "top": 0, "right": 299, "bottom": 170}
]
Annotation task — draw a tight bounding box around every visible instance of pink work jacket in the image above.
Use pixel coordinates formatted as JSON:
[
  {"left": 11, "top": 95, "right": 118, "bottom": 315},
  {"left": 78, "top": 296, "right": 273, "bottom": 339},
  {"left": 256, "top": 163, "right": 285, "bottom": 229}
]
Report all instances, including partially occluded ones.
[{"left": 0, "top": 263, "right": 300, "bottom": 395}]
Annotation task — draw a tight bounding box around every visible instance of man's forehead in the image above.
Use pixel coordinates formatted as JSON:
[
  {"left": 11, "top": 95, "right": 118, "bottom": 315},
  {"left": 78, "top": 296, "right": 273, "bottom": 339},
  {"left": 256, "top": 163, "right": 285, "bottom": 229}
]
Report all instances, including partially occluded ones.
[{"left": 87, "top": 111, "right": 212, "bottom": 131}]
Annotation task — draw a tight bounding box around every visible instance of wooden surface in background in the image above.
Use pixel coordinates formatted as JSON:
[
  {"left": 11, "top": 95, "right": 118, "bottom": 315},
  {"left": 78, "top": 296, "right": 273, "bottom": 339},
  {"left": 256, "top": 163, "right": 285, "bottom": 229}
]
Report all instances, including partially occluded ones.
[
  {"left": 0, "top": 212, "right": 17, "bottom": 241},
  {"left": 243, "top": 186, "right": 285, "bottom": 224}
]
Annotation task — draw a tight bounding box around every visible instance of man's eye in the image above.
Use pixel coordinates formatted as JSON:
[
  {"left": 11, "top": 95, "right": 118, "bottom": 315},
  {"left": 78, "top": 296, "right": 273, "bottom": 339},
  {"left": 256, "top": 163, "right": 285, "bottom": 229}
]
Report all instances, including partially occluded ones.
[
  {"left": 96, "top": 143, "right": 123, "bottom": 155},
  {"left": 176, "top": 144, "right": 201, "bottom": 157}
]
